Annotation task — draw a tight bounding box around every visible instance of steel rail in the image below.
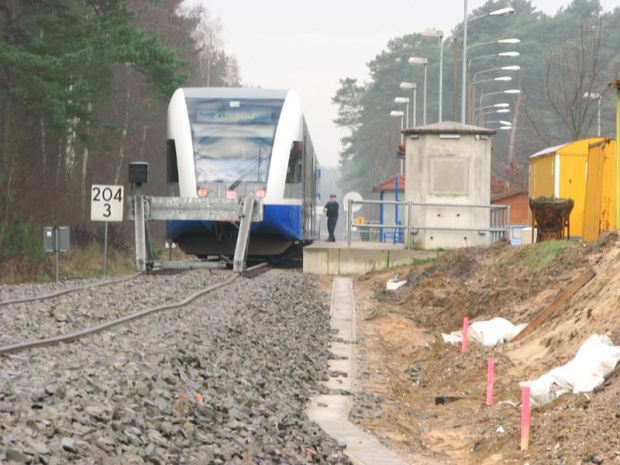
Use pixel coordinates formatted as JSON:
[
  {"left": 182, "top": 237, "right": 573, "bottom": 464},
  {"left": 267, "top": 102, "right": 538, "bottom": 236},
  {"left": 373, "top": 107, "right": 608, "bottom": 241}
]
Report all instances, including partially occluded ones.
[
  {"left": 0, "top": 272, "right": 144, "bottom": 308},
  {"left": 0, "top": 263, "right": 268, "bottom": 356}
]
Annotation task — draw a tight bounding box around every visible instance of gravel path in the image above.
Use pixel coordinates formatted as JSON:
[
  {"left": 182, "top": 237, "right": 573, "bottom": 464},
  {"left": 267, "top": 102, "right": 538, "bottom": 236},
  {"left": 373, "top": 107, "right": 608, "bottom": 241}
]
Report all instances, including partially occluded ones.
[{"left": 0, "top": 270, "right": 350, "bottom": 464}]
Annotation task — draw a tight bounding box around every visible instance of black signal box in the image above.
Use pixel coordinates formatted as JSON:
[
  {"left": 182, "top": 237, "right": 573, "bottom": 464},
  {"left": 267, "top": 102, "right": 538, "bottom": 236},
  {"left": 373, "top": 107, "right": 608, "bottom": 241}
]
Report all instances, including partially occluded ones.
[{"left": 128, "top": 162, "right": 149, "bottom": 185}]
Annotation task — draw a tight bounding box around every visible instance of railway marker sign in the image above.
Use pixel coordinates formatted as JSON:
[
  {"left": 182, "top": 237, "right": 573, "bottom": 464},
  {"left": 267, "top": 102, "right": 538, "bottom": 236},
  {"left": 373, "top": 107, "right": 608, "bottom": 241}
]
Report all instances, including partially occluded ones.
[
  {"left": 91, "top": 185, "right": 124, "bottom": 278},
  {"left": 91, "top": 185, "right": 124, "bottom": 222}
]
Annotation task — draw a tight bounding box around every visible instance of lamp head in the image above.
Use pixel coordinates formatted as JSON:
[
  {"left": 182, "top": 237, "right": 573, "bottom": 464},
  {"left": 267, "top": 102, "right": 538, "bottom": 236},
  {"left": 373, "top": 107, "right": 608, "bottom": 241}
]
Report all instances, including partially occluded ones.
[
  {"left": 408, "top": 56, "right": 428, "bottom": 65},
  {"left": 421, "top": 28, "right": 444, "bottom": 38},
  {"left": 489, "top": 7, "right": 515, "bottom": 16}
]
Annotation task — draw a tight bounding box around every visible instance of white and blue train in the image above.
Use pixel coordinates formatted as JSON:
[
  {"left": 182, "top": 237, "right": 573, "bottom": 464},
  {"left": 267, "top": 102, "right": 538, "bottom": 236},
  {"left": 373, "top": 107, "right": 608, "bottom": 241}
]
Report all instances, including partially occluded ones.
[{"left": 165, "top": 88, "right": 319, "bottom": 257}]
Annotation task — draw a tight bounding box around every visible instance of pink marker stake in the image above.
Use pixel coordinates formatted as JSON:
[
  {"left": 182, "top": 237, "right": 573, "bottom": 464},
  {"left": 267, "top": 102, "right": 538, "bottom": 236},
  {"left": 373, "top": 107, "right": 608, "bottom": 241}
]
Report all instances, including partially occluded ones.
[
  {"left": 521, "top": 386, "right": 531, "bottom": 451},
  {"left": 486, "top": 358, "right": 495, "bottom": 406},
  {"left": 461, "top": 316, "right": 469, "bottom": 354}
]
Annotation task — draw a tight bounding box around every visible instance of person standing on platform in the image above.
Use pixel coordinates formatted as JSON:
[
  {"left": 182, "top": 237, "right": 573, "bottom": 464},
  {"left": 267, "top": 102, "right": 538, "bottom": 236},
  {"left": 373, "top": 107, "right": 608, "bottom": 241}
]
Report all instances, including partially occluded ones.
[{"left": 323, "top": 194, "right": 339, "bottom": 242}]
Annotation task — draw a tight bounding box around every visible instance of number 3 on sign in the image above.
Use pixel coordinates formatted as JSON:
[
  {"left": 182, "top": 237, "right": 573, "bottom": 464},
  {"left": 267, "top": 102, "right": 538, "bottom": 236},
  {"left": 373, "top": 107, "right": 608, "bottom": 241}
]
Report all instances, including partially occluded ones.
[{"left": 91, "top": 185, "right": 124, "bottom": 222}]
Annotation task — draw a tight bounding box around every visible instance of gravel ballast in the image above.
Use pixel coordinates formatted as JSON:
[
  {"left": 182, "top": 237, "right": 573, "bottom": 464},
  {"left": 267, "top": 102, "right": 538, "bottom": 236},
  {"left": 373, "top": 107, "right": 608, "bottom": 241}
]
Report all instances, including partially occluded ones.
[{"left": 0, "top": 270, "right": 350, "bottom": 464}]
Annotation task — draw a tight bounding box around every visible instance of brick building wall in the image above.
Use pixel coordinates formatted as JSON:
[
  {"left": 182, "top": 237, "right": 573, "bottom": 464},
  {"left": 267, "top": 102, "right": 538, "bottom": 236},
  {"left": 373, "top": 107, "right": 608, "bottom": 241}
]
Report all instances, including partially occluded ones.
[{"left": 491, "top": 189, "right": 529, "bottom": 225}]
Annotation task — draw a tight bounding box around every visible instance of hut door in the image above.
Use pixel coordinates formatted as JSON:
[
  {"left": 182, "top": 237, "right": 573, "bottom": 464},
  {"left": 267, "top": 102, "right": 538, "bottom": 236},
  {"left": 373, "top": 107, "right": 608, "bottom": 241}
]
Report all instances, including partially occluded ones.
[{"left": 583, "top": 141, "right": 606, "bottom": 242}]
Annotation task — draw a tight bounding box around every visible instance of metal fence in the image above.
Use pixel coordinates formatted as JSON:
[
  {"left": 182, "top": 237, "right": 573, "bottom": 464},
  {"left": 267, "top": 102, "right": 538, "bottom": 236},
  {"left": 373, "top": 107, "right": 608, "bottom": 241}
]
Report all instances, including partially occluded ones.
[{"left": 346, "top": 199, "right": 511, "bottom": 248}]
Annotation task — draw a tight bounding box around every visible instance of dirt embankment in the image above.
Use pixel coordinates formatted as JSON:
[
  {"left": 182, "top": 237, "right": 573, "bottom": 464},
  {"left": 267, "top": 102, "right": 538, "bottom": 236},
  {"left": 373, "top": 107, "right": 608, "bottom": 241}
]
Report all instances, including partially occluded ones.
[{"left": 352, "top": 233, "right": 620, "bottom": 464}]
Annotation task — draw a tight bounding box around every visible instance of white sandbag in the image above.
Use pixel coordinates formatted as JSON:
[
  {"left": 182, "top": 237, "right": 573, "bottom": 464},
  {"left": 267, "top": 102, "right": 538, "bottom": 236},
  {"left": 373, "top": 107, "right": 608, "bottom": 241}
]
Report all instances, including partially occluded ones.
[
  {"left": 441, "top": 317, "right": 526, "bottom": 347},
  {"left": 521, "top": 334, "right": 620, "bottom": 407},
  {"left": 468, "top": 317, "right": 527, "bottom": 347},
  {"left": 441, "top": 331, "right": 462, "bottom": 344}
]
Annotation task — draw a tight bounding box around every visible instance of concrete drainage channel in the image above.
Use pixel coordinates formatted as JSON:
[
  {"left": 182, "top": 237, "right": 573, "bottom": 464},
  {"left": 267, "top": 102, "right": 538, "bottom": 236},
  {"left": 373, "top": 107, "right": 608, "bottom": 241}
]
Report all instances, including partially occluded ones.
[{"left": 308, "top": 277, "right": 408, "bottom": 465}]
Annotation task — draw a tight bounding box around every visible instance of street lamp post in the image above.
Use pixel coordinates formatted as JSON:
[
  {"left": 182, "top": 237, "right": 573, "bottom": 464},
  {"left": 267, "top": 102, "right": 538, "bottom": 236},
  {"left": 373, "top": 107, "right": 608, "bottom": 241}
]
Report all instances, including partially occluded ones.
[
  {"left": 479, "top": 88, "right": 521, "bottom": 107},
  {"left": 484, "top": 120, "right": 513, "bottom": 130},
  {"left": 461, "top": 4, "right": 516, "bottom": 123},
  {"left": 468, "top": 73, "right": 514, "bottom": 124},
  {"left": 394, "top": 97, "right": 410, "bottom": 129},
  {"left": 583, "top": 92, "right": 602, "bottom": 136},
  {"left": 466, "top": 53, "right": 519, "bottom": 123},
  {"left": 478, "top": 103, "right": 511, "bottom": 111},
  {"left": 389, "top": 110, "right": 405, "bottom": 143},
  {"left": 389, "top": 110, "right": 405, "bottom": 174},
  {"left": 468, "top": 51, "right": 519, "bottom": 71},
  {"left": 475, "top": 108, "right": 511, "bottom": 125},
  {"left": 422, "top": 29, "right": 444, "bottom": 122},
  {"left": 400, "top": 82, "right": 417, "bottom": 126},
  {"left": 473, "top": 76, "right": 513, "bottom": 85},
  {"left": 409, "top": 57, "right": 428, "bottom": 125},
  {"left": 472, "top": 65, "right": 520, "bottom": 83},
  {"left": 468, "top": 38, "right": 521, "bottom": 52}
]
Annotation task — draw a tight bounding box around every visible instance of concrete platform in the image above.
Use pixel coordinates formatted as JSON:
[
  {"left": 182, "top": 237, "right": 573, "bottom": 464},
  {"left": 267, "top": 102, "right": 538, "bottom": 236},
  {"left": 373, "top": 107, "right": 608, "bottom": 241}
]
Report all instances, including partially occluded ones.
[
  {"left": 303, "top": 241, "right": 437, "bottom": 275},
  {"left": 307, "top": 277, "right": 408, "bottom": 465}
]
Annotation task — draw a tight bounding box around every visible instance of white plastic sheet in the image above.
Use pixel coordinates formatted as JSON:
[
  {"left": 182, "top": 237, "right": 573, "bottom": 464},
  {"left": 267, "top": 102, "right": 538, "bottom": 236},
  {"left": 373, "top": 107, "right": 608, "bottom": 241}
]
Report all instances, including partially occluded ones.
[
  {"left": 520, "top": 334, "right": 620, "bottom": 407},
  {"left": 441, "top": 317, "right": 526, "bottom": 347}
]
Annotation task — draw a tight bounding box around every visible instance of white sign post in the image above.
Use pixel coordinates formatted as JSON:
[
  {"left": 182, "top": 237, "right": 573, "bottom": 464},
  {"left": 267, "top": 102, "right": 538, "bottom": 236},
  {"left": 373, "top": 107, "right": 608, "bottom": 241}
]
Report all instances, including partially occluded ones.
[{"left": 91, "top": 185, "right": 124, "bottom": 277}]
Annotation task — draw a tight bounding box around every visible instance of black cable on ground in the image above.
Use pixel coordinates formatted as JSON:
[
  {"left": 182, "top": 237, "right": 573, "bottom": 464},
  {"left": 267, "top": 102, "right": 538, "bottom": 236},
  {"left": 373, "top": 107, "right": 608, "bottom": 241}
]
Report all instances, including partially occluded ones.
[
  {"left": 0, "top": 274, "right": 238, "bottom": 356},
  {"left": 0, "top": 272, "right": 144, "bottom": 308},
  {"left": 0, "top": 262, "right": 270, "bottom": 356}
]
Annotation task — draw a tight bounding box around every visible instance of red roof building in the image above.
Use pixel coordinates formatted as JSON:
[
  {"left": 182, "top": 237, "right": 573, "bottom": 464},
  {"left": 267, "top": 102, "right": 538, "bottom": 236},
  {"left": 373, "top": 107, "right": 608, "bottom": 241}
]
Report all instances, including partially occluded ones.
[
  {"left": 491, "top": 187, "right": 529, "bottom": 225},
  {"left": 372, "top": 173, "right": 405, "bottom": 192}
]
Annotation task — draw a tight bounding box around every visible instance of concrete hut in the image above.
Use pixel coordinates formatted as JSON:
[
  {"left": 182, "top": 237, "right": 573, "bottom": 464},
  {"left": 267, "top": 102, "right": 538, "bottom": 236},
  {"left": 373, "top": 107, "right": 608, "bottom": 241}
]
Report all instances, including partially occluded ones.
[{"left": 403, "top": 121, "right": 495, "bottom": 249}]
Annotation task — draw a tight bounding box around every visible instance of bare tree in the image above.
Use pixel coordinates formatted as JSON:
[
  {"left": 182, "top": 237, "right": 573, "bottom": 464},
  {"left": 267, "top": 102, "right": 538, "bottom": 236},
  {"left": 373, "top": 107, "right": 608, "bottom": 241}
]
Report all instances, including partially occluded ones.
[{"left": 524, "top": 19, "right": 607, "bottom": 144}]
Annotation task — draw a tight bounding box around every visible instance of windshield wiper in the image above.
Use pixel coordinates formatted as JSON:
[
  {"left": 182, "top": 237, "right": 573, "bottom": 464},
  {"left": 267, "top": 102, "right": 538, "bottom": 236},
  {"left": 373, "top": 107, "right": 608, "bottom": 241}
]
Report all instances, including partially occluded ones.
[{"left": 228, "top": 160, "right": 259, "bottom": 191}]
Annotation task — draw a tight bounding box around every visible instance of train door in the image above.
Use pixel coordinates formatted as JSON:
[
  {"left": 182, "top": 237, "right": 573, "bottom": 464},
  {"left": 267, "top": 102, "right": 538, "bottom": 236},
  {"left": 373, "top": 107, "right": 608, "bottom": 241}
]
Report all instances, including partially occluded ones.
[{"left": 302, "top": 122, "right": 317, "bottom": 240}]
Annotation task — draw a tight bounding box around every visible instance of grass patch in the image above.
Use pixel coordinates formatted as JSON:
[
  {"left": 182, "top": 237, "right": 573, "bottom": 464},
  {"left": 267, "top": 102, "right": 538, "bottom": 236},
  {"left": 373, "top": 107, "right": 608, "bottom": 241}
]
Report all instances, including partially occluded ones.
[
  {"left": 411, "top": 257, "right": 436, "bottom": 267},
  {"left": 62, "top": 242, "right": 136, "bottom": 279},
  {"left": 1, "top": 242, "right": 137, "bottom": 284},
  {"left": 387, "top": 307, "right": 406, "bottom": 316},
  {"left": 515, "top": 240, "right": 580, "bottom": 270}
]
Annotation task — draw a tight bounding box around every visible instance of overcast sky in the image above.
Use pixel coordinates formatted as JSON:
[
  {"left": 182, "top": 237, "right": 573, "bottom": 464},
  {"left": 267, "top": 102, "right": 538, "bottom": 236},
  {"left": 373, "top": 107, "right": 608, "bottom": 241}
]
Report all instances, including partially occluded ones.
[{"left": 198, "top": 0, "right": 617, "bottom": 167}]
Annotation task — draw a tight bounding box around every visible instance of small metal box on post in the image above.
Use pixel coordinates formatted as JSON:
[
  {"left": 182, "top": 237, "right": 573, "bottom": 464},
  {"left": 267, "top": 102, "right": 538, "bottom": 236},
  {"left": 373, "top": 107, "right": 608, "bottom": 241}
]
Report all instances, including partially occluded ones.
[
  {"left": 43, "top": 226, "right": 70, "bottom": 284},
  {"left": 129, "top": 162, "right": 149, "bottom": 272}
]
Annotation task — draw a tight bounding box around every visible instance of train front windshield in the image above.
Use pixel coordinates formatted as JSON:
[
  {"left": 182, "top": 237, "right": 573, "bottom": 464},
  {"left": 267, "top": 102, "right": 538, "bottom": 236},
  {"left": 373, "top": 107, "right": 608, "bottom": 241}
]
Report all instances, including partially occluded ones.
[{"left": 185, "top": 98, "right": 284, "bottom": 184}]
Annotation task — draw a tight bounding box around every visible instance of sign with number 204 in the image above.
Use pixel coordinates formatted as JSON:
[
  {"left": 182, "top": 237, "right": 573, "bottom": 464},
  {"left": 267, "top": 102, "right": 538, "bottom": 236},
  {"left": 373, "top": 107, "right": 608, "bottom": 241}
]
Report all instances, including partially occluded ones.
[{"left": 91, "top": 185, "right": 124, "bottom": 222}]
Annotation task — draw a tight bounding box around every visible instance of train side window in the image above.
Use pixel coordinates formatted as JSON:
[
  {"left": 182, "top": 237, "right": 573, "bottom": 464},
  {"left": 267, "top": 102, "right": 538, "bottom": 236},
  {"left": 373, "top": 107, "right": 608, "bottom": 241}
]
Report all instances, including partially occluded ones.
[
  {"left": 286, "top": 141, "right": 302, "bottom": 184},
  {"left": 167, "top": 140, "right": 179, "bottom": 183}
]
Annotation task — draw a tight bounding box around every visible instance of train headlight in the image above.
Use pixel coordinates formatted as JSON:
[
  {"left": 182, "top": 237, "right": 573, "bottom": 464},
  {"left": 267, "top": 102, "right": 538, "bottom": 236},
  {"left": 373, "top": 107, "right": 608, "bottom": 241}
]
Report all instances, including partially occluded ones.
[
  {"left": 197, "top": 188, "right": 208, "bottom": 197},
  {"left": 255, "top": 188, "right": 266, "bottom": 199}
]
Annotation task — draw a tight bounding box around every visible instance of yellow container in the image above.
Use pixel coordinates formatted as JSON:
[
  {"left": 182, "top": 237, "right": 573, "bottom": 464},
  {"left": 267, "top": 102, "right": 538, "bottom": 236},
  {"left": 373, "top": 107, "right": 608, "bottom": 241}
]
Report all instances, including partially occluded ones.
[{"left": 528, "top": 138, "right": 617, "bottom": 240}]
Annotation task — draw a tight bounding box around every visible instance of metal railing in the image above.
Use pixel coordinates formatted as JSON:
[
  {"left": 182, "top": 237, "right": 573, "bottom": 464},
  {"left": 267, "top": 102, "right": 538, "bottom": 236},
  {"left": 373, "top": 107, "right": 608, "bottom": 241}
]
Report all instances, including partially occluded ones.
[
  {"left": 346, "top": 199, "right": 410, "bottom": 248},
  {"left": 346, "top": 199, "right": 510, "bottom": 248}
]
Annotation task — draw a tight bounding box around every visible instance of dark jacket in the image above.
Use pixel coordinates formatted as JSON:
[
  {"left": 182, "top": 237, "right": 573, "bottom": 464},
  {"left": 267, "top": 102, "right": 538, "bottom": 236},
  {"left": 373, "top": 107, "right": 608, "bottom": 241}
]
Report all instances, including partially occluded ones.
[{"left": 324, "top": 201, "right": 339, "bottom": 218}]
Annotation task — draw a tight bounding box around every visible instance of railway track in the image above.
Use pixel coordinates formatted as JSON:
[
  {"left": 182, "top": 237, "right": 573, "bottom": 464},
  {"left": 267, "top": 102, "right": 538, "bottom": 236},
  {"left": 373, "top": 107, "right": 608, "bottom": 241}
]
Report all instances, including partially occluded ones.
[{"left": 0, "top": 262, "right": 270, "bottom": 356}]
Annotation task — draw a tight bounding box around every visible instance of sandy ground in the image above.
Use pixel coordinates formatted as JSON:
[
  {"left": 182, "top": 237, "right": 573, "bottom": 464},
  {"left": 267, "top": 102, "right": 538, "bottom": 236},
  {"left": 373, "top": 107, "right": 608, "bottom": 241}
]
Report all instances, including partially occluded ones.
[{"left": 339, "top": 234, "right": 620, "bottom": 464}]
